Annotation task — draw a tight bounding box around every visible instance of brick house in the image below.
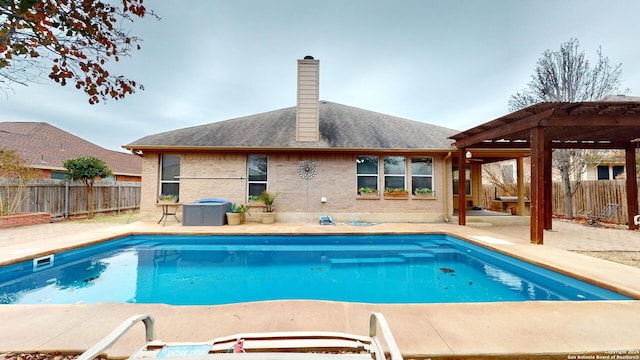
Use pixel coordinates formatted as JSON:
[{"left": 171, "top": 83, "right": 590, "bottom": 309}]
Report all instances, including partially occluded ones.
[
  {"left": 126, "top": 57, "right": 480, "bottom": 223},
  {"left": 0, "top": 122, "right": 142, "bottom": 182}
]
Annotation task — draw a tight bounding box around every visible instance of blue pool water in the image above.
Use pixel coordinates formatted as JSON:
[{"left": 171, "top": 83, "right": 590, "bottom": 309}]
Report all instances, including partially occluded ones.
[{"left": 0, "top": 234, "right": 631, "bottom": 305}]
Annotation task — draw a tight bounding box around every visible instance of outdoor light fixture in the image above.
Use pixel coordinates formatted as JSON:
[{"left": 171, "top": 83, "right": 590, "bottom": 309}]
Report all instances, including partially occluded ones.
[{"left": 465, "top": 151, "right": 472, "bottom": 159}]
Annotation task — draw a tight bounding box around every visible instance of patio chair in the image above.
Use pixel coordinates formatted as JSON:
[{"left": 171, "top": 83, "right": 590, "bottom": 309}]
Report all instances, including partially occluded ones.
[
  {"left": 585, "top": 203, "right": 619, "bottom": 225},
  {"left": 77, "top": 313, "right": 403, "bottom": 360}
]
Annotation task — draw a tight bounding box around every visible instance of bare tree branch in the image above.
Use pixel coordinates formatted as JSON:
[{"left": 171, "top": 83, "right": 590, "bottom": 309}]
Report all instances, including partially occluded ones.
[{"left": 508, "top": 38, "right": 627, "bottom": 218}]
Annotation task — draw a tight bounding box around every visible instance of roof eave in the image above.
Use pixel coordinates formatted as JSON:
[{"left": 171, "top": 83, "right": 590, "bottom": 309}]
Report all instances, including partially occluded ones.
[{"left": 123, "top": 145, "right": 457, "bottom": 153}]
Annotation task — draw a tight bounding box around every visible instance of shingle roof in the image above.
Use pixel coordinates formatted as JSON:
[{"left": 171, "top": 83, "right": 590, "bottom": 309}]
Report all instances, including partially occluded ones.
[
  {"left": 125, "top": 101, "right": 458, "bottom": 151},
  {"left": 0, "top": 122, "right": 142, "bottom": 176}
]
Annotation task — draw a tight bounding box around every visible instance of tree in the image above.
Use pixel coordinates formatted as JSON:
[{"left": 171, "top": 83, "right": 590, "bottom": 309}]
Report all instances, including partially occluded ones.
[
  {"left": 483, "top": 161, "right": 529, "bottom": 198},
  {"left": 0, "top": 147, "right": 41, "bottom": 216},
  {"left": 509, "top": 38, "right": 626, "bottom": 219},
  {"left": 0, "top": 0, "right": 154, "bottom": 104},
  {"left": 63, "top": 156, "right": 111, "bottom": 218}
]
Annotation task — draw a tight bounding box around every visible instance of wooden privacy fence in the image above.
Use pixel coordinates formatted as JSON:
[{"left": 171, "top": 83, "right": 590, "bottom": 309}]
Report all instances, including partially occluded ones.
[
  {"left": 483, "top": 180, "right": 637, "bottom": 225},
  {"left": 1, "top": 180, "right": 141, "bottom": 218}
]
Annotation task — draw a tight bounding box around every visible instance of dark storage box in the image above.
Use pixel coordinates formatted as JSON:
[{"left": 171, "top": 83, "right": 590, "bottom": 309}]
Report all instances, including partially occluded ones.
[{"left": 182, "top": 199, "right": 231, "bottom": 226}]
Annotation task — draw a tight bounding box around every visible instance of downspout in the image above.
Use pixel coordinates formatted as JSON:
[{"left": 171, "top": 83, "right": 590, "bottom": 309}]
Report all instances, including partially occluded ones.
[{"left": 442, "top": 152, "right": 452, "bottom": 222}]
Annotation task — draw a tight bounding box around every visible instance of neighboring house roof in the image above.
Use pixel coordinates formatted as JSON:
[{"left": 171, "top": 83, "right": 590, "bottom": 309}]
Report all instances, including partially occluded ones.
[
  {"left": 0, "top": 122, "right": 142, "bottom": 176},
  {"left": 125, "top": 101, "right": 459, "bottom": 152}
]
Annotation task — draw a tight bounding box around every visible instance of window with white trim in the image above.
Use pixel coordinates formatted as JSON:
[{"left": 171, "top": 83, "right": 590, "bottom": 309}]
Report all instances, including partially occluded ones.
[
  {"left": 384, "top": 156, "right": 406, "bottom": 191},
  {"left": 411, "top": 157, "right": 433, "bottom": 194},
  {"left": 160, "top": 154, "right": 180, "bottom": 199},
  {"left": 248, "top": 154, "right": 268, "bottom": 199},
  {"left": 356, "top": 156, "right": 378, "bottom": 194}
]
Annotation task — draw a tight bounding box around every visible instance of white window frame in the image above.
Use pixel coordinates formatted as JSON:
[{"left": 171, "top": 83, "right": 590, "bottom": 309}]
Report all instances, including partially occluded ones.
[
  {"left": 159, "top": 154, "right": 180, "bottom": 198},
  {"left": 411, "top": 156, "right": 434, "bottom": 194},
  {"left": 247, "top": 154, "right": 268, "bottom": 199},
  {"left": 356, "top": 155, "right": 379, "bottom": 194},
  {"left": 383, "top": 156, "right": 406, "bottom": 191}
]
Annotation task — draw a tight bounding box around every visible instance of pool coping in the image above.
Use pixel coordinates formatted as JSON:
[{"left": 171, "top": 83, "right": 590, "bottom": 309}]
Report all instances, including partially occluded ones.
[{"left": 1, "top": 221, "right": 640, "bottom": 359}]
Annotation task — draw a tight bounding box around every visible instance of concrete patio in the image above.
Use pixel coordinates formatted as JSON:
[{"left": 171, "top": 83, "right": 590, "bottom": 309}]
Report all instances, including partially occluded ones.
[{"left": 1, "top": 218, "right": 639, "bottom": 359}]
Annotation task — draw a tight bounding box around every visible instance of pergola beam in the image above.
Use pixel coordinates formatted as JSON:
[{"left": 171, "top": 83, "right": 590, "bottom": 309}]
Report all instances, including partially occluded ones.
[
  {"left": 451, "top": 109, "right": 554, "bottom": 149},
  {"left": 541, "top": 114, "right": 640, "bottom": 127}
]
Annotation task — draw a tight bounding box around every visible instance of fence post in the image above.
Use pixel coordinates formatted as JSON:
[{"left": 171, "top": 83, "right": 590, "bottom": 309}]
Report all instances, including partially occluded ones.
[
  {"left": 117, "top": 183, "right": 121, "bottom": 214},
  {"left": 34, "top": 186, "right": 39, "bottom": 212},
  {"left": 64, "top": 182, "right": 69, "bottom": 219}
]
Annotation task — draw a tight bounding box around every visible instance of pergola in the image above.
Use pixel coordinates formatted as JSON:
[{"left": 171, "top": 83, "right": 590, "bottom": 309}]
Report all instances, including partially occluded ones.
[{"left": 450, "top": 101, "right": 640, "bottom": 244}]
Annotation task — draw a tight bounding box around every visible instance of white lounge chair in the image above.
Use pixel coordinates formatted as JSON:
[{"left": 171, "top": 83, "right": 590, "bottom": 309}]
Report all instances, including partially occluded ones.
[{"left": 77, "top": 313, "right": 403, "bottom": 360}]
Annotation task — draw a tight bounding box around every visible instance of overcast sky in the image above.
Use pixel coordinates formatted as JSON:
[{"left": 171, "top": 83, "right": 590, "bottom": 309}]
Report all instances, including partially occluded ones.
[{"left": 3, "top": 0, "right": 640, "bottom": 152}]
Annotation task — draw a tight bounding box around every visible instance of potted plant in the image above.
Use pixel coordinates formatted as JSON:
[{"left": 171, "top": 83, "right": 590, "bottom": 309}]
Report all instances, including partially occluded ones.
[
  {"left": 413, "top": 187, "right": 434, "bottom": 198},
  {"left": 258, "top": 190, "right": 279, "bottom": 224},
  {"left": 358, "top": 187, "right": 378, "bottom": 198},
  {"left": 226, "top": 203, "right": 247, "bottom": 225},
  {"left": 157, "top": 194, "right": 177, "bottom": 203},
  {"left": 236, "top": 203, "right": 249, "bottom": 223},
  {"left": 384, "top": 187, "right": 409, "bottom": 198}
]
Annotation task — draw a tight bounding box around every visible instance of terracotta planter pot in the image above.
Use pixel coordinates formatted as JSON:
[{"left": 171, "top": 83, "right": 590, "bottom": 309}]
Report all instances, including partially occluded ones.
[
  {"left": 226, "top": 212, "right": 241, "bottom": 225},
  {"left": 262, "top": 212, "right": 276, "bottom": 224}
]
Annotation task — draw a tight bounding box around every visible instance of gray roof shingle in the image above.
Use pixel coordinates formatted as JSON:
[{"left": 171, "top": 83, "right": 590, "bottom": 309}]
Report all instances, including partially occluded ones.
[{"left": 126, "top": 101, "right": 458, "bottom": 151}]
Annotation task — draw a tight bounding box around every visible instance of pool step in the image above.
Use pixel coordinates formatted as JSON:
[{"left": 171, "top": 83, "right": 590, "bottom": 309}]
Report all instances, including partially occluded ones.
[
  {"left": 416, "top": 240, "right": 451, "bottom": 247},
  {"left": 423, "top": 248, "right": 459, "bottom": 255},
  {"left": 329, "top": 257, "right": 405, "bottom": 265},
  {"left": 399, "top": 252, "right": 435, "bottom": 261}
]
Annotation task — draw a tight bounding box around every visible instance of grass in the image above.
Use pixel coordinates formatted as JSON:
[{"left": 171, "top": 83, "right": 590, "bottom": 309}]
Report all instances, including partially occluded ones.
[{"left": 74, "top": 210, "right": 140, "bottom": 224}]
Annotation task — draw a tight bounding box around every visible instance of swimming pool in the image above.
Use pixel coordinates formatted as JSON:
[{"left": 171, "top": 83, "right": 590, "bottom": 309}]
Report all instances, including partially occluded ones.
[{"left": 0, "top": 234, "right": 631, "bottom": 305}]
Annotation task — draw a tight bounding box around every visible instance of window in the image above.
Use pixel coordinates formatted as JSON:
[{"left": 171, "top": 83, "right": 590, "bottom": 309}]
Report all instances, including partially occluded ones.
[
  {"left": 411, "top": 157, "right": 433, "bottom": 194},
  {"left": 597, "top": 165, "right": 610, "bottom": 180},
  {"left": 248, "top": 154, "right": 268, "bottom": 198},
  {"left": 452, "top": 165, "right": 471, "bottom": 195},
  {"left": 51, "top": 171, "right": 66, "bottom": 180},
  {"left": 384, "top": 156, "right": 406, "bottom": 190},
  {"left": 160, "top": 154, "right": 180, "bottom": 199},
  {"left": 356, "top": 156, "right": 378, "bottom": 193},
  {"left": 597, "top": 165, "right": 625, "bottom": 180}
]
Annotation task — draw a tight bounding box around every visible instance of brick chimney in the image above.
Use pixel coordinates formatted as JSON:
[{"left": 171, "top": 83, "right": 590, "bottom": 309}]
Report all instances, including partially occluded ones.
[{"left": 296, "top": 56, "right": 320, "bottom": 142}]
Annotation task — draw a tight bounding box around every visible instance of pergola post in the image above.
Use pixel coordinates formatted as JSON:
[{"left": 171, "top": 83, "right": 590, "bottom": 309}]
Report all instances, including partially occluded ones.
[
  {"left": 625, "top": 144, "right": 638, "bottom": 230},
  {"left": 457, "top": 148, "right": 467, "bottom": 226},
  {"left": 543, "top": 139, "right": 553, "bottom": 230},
  {"left": 516, "top": 157, "right": 525, "bottom": 216},
  {"left": 530, "top": 127, "right": 545, "bottom": 244}
]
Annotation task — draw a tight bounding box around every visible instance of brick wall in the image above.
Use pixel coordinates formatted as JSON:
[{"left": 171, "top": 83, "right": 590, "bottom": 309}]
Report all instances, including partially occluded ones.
[
  {"left": 0, "top": 212, "right": 51, "bottom": 229},
  {"left": 139, "top": 151, "right": 451, "bottom": 223}
]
